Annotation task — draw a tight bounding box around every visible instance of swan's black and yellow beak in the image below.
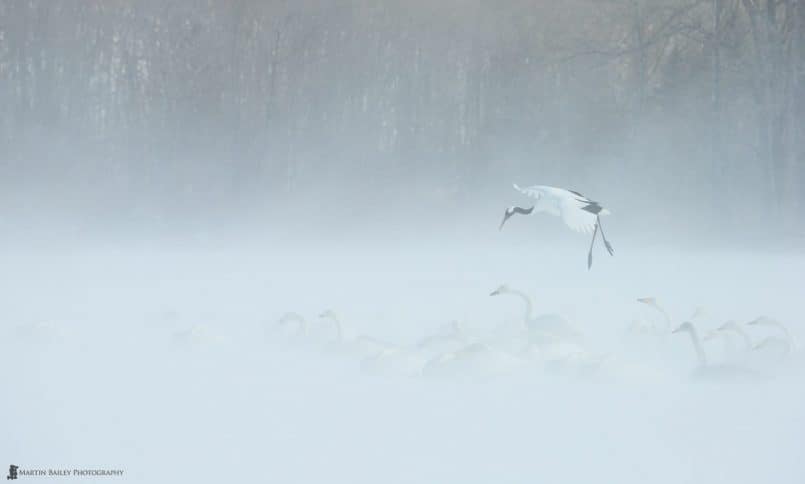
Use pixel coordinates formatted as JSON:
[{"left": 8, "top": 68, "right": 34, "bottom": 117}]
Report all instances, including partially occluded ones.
[{"left": 490, "top": 289, "right": 500, "bottom": 296}]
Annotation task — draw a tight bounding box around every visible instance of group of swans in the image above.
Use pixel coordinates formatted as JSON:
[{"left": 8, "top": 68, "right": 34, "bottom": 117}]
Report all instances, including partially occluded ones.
[
  {"left": 630, "top": 296, "right": 798, "bottom": 380},
  {"left": 158, "top": 290, "right": 793, "bottom": 384},
  {"left": 271, "top": 284, "right": 606, "bottom": 380}
]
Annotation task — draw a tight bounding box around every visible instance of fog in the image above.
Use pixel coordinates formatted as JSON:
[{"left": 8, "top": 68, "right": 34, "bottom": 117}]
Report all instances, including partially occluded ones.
[
  {"left": 2, "top": 1, "right": 805, "bottom": 483},
  {"left": 2, "top": 236, "right": 803, "bottom": 483}
]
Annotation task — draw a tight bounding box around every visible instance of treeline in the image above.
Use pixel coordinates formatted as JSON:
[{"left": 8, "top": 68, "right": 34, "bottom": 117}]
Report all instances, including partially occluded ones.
[{"left": 0, "top": 0, "right": 802, "bottom": 232}]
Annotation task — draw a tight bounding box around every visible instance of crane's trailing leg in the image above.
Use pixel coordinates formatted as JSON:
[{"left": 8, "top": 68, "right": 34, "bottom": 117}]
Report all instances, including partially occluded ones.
[
  {"left": 596, "top": 215, "right": 614, "bottom": 256},
  {"left": 588, "top": 222, "right": 599, "bottom": 270},
  {"left": 505, "top": 184, "right": 615, "bottom": 269}
]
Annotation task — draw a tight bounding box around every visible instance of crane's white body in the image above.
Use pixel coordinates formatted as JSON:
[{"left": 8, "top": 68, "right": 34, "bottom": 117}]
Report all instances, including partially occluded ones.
[
  {"left": 501, "top": 184, "right": 615, "bottom": 268},
  {"left": 513, "top": 184, "right": 610, "bottom": 234}
]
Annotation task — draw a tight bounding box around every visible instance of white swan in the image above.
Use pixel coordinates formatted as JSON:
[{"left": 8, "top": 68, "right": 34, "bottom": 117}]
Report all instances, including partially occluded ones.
[
  {"left": 421, "top": 342, "right": 528, "bottom": 380},
  {"left": 276, "top": 312, "right": 308, "bottom": 336},
  {"left": 752, "top": 336, "right": 793, "bottom": 357},
  {"left": 689, "top": 306, "right": 706, "bottom": 322},
  {"left": 714, "top": 320, "right": 753, "bottom": 350},
  {"left": 316, "top": 310, "right": 427, "bottom": 375},
  {"left": 636, "top": 297, "right": 671, "bottom": 332},
  {"left": 702, "top": 326, "right": 741, "bottom": 363},
  {"left": 747, "top": 316, "right": 797, "bottom": 349},
  {"left": 489, "top": 284, "right": 584, "bottom": 345},
  {"left": 13, "top": 321, "right": 64, "bottom": 344},
  {"left": 671, "top": 322, "right": 760, "bottom": 381},
  {"left": 171, "top": 325, "right": 221, "bottom": 348},
  {"left": 414, "top": 320, "right": 470, "bottom": 360},
  {"left": 416, "top": 320, "right": 467, "bottom": 349},
  {"left": 359, "top": 341, "right": 429, "bottom": 377},
  {"left": 318, "top": 310, "right": 344, "bottom": 342},
  {"left": 316, "top": 310, "right": 381, "bottom": 356}
]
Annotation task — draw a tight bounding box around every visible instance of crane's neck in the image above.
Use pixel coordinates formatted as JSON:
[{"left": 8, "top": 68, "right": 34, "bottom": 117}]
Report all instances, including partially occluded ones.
[
  {"left": 509, "top": 289, "right": 534, "bottom": 324},
  {"left": 686, "top": 327, "right": 708, "bottom": 367}
]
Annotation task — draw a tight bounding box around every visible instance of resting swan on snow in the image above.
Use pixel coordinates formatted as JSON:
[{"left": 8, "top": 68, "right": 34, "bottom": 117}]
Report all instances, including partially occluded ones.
[
  {"left": 747, "top": 316, "right": 797, "bottom": 350},
  {"left": 672, "top": 322, "right": 760, "bottom": 381},
  {"left": 420, "top": 342, "right": 529, "bottom": 380},
  {"left": 489, "top": 284, "right": 584, "bottom": 345},
  {"left": 317, "top": 310, "right": 427, "bottom": 375}
]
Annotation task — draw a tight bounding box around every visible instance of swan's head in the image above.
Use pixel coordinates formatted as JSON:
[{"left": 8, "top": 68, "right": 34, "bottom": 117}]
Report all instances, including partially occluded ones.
[
  {"left": 438, "top": 320, "right": 465, "bottom": 337},
  {"left": 752, "top": 338, "right": 770, "bottom": 350},
  {"left": 702, "top": 330, "right": 721, "bottom": 341},
  {"left": 172, "top": 325, "right": 210, "bottom": 344},
  {"left": 449, "top": 320, "right": 466, "bottom": 335},
  {"left": 717, "top": 320, "right": 739, "bottom": 332},
  {"left": 456, "top": 342, "right": 488, "bottom": 356},
  {"left": 752, "top": 336, "right": 789, "bottom": 352},
  {"left": 637, "top": 297, "right": 658, "bottom": 307},
  {"left": 747, "top": 316, "right": 777, "bottom": 327},
  {"left": 490, "top": 284, "right": 511, "bottom": 296},
  {"left": 319, "top": 309, "right": 338, "bottom": 320},
  {"left": 672, "top": 321, "right": 695, "bottom": 335},
  {"left": 278, "top": 312, "right": 305, "bottom": 325}
]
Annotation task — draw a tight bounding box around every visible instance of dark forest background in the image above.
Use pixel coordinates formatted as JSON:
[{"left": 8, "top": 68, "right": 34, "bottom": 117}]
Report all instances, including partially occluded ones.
[{"left": 1, "top": 1, "right": 803, "bottom": 240}]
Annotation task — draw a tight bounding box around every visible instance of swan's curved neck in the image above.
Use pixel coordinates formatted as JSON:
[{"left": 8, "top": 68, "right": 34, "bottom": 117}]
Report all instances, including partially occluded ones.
[
  {"left": 728, "top": 326, "right": 753, "bottom": 351},
  {"left": 509, "top": 289, "right": 533, "bottom": 323},
  {"left": 325, "top": 316, "right": 343, "bottom": 342},
  {"left": 282, "top": 317, "right": 307, "bottom": 335},
  {"left": 655, "top": 305, "right": 671, "bottom": 330},
  {"left": 685, "top": 327, "right": 708, "bottom": 367},
  {"left": 722, "top": 333, "right": 736, "bottom": 354},
  {"left": 772, "top": 322, "right": 793, "bottom": 343}
]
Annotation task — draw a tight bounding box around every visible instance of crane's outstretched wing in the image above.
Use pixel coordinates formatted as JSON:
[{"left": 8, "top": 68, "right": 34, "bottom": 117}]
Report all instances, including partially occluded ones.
[
  {"left": 559, "top": 196, "right": 599, "bottom": 233},
  {"left": 512, "top": 184, "right": 544, "bottom": 199},
  {"left": 514, "top": 184, "right": 601, "bottom": 234}
]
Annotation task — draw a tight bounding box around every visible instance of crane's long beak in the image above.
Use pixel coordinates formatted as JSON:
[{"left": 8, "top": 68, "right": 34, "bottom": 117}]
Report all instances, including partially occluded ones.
[{"left": 499, "top": 210, "right": 513, "bottom": 231}]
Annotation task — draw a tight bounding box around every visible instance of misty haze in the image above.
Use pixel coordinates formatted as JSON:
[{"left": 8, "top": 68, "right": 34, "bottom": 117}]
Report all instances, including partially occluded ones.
[{"left": 2, "top": 1, "right": 804, "bottom": 483}]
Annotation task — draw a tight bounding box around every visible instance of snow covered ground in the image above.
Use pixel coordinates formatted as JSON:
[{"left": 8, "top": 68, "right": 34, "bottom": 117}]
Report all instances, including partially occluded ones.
[{"left": 2, "top": 236, "right": 803, "bottom": 483}]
